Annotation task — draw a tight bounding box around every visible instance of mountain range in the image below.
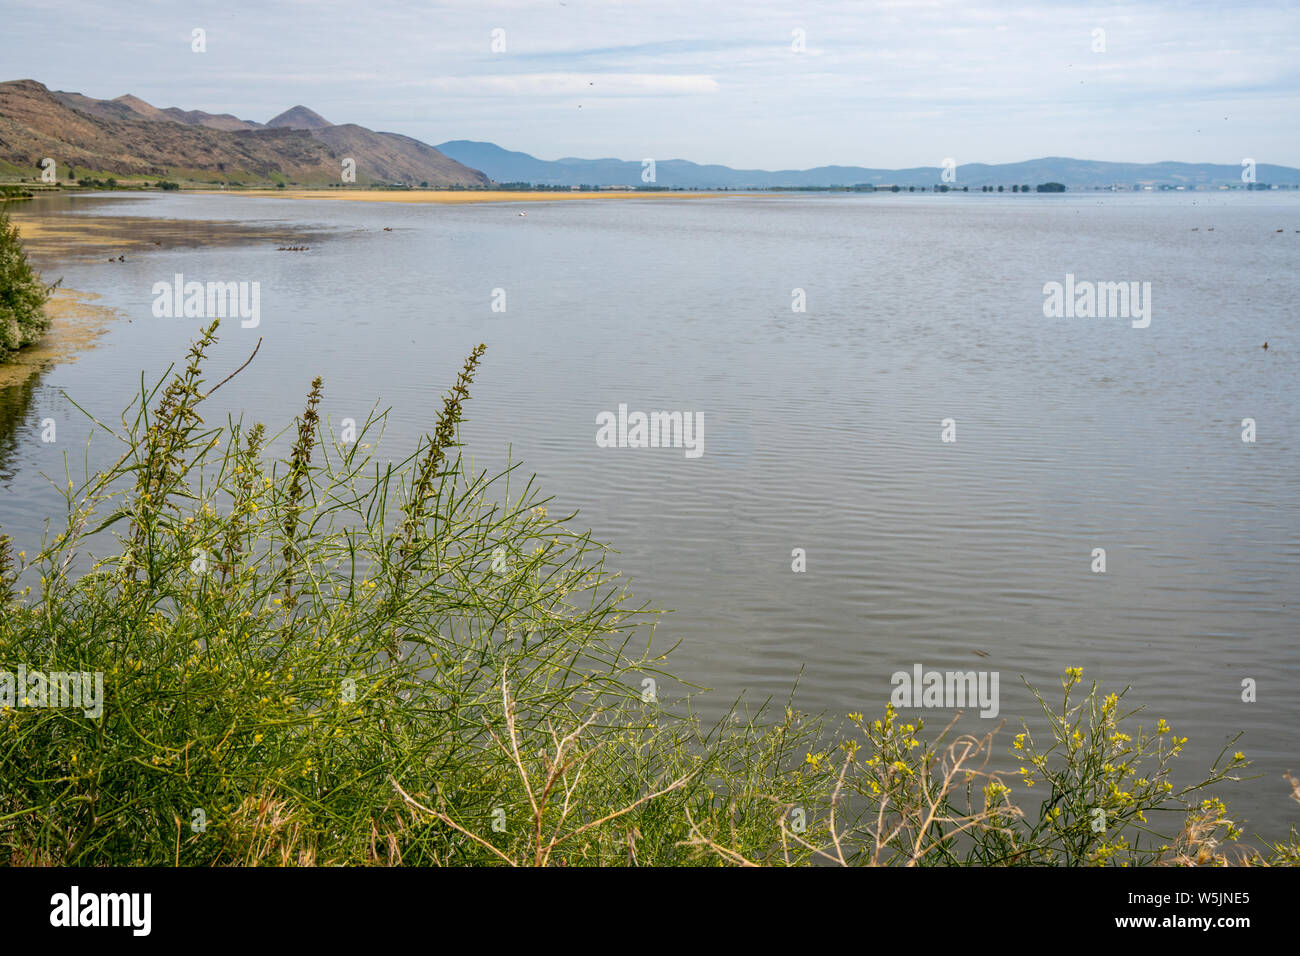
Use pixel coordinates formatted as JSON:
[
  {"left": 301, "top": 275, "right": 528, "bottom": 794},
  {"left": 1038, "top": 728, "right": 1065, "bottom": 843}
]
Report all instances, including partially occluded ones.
[
  {"left": 0, "top": 80, "right": 489, "bottom": 187},
  {"left": 2, "top": 78, "right": 1297, "bottom": 190},
  {"left": 436, "top": 140, "right": 1300, "bottom": 189}
]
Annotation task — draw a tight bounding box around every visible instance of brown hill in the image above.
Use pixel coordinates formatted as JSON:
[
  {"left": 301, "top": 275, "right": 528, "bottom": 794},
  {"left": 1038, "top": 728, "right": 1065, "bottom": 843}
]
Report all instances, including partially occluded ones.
[
  {"left": 52, "top": 89, "right": 262, "bottom": 132},
  {"left": 0, "top": 79, "right": 490, "bottom": 187},
  {"left": 266, "top": 106, "right": 331, "bottom": 130},
  {"left": 47, "top": 90, "right": 141, "bottom": 124},
  {"left": 110, "top": 94, "right": 174, "bottom": 124},
  {"left": 315, "top": 124, "right": 490, "bottom": 186},
  {"left": 159, "top": 106, "right": 262, "bottom": 132}
]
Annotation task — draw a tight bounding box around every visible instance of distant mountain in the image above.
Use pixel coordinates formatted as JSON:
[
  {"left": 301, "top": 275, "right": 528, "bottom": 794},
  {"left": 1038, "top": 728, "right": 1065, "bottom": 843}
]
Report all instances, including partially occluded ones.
[
  {"left": 0, "top": 80, "right": 490, "bottom": 187},
  {"left": 437, "top": 140, "right": 1300, "bottom": 189},
  {"left": 435, "top": 141, "right": 569, "bottom": 185},
  {"left": 266, "top": 105, "right": 332, "bottom": 131},
  {"left": 6, "top": 78, "right": 1294, "bottom": 192}
]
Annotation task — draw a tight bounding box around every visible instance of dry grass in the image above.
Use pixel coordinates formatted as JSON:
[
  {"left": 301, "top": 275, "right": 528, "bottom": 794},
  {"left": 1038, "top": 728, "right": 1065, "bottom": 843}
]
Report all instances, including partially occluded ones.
[{"left": 390, "top": 670, "right": 698, "bottom": 867}]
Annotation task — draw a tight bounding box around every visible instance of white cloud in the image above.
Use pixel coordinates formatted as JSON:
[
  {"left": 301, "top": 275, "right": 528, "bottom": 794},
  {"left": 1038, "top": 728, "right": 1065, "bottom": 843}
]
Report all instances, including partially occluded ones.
[{"left": 410, "top": 73, "right": 719, "bottom": 96}]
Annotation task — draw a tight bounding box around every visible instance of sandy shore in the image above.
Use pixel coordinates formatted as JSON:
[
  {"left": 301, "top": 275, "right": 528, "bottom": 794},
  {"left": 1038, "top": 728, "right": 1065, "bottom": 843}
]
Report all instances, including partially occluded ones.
[
  {"left": 9, "top": 210, "right": 323, "bottom": 260},
  {"left": 0, "top": 287, "right": 120, "bottom": 389},
  {"left": 198, "top": 188, "right": 762, "bottom": 204}
]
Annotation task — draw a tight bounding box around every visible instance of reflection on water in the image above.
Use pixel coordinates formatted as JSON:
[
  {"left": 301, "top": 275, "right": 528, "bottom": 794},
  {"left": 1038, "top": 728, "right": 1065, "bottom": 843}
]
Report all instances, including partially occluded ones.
[
  {"left": 2, "top": 190, "right": 1298, "bottom": 837},
  {"left": 0, "top": 367, "right": 41, "bottom": 479}
]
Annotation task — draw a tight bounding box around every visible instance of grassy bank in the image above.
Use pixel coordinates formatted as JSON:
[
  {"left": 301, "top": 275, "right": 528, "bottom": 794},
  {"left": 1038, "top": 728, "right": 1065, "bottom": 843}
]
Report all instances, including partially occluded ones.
[{"left": 1, "top": 322, "right": 1296, "bottom": 866}]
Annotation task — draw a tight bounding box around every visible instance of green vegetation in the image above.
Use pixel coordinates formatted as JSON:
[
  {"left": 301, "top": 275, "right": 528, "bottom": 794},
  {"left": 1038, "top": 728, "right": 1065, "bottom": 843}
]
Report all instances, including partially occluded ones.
[
  {"left": 0, "top": 324, "right": 1296, "bottom": 865},
  {"left": 0, "top": 207, "right": 56, "bottom": 362}
]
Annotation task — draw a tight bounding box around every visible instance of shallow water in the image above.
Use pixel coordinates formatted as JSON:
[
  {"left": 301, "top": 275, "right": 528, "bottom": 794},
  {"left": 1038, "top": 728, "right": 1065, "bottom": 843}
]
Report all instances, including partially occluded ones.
[{"left": 3, "top": 190, "right": 1298, "bottom": 838}]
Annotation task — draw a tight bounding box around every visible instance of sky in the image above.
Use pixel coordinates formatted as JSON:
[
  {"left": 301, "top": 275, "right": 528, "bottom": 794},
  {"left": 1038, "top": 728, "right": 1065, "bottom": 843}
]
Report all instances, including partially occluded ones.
[{"left": 5, "top": 0, "right": 1299, "bottom": 170}]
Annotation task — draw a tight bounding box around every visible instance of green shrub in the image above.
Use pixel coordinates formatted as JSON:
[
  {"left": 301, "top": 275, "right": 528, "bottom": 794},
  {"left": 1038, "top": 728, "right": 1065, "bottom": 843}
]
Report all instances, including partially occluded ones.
[
  {"left": 0, "top": 324, "right": 828, "bottom": 864},
  {"left": 0, "top": 207, "right": 55, "bottom": 361}
]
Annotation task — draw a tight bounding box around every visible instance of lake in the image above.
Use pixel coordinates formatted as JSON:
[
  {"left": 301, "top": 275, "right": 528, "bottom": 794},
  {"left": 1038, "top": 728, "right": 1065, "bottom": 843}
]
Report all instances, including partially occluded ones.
[{"left": 3, "top": 189, "right": 1298, "bottom": 838}]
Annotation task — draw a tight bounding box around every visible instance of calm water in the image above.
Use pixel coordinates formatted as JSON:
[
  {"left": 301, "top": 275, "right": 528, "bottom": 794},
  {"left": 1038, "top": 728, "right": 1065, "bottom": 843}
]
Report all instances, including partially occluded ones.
[{"left": 3, "top": 190, "right": 1298, "bottom": 837}]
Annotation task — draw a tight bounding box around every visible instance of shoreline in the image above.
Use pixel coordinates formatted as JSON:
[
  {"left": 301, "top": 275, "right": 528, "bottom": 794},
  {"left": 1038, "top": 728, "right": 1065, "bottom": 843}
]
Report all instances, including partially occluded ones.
[{"left": 193, "top": 188, "right": 770, "bottom": 204}]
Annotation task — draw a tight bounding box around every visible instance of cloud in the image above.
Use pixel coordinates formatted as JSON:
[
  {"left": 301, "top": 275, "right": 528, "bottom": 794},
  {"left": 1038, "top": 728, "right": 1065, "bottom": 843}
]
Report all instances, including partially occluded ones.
[{"left": 409, "top": 73, "right": 719, "bottom": 96}]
